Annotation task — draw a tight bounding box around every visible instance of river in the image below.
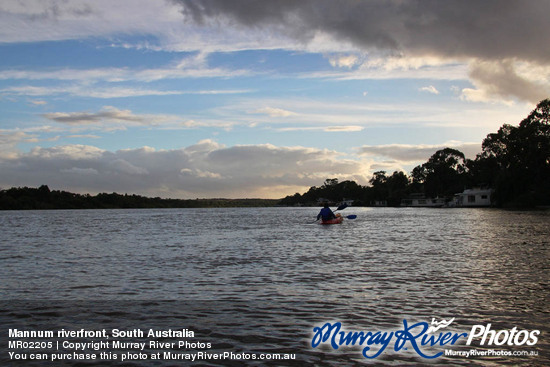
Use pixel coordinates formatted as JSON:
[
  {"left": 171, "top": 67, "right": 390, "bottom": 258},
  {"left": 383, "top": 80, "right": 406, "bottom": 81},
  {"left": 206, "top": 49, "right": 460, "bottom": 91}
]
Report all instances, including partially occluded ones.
[{"left": 1, "top": 207, "right": 548, "bottom": 366}]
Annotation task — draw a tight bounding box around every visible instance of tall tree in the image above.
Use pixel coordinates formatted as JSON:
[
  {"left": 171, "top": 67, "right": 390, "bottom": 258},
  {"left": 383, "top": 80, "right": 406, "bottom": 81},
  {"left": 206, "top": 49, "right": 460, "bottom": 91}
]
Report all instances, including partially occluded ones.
[
  {"left": 470, "top": 99, "right": 550, "bottom": 206},
  {"left": 386, "top": 171, "right": 410, "bottom": 206},
  {"left": 412, "top": 148, "right": 467, "bottom": 198},
  {"left": 476, "top": 99, "right": 550, "bottom": 206}
]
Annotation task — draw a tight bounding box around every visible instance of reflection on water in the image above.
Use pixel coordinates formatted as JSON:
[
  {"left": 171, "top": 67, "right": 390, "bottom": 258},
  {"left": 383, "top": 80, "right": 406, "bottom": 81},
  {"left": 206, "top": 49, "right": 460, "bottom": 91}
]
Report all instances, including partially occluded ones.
[{"left": 0, "top": 207, "right": 548, "bottom": 366}]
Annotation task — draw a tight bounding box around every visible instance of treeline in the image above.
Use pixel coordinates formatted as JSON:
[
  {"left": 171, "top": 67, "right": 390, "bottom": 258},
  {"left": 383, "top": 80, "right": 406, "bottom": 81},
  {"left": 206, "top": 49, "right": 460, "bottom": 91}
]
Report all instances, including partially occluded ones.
[
  {"left": 0, "top": 186, "right": 278, "bottom": 210},
  {"left": 281, "top": 98, "right": 550, "bottom": 208}
]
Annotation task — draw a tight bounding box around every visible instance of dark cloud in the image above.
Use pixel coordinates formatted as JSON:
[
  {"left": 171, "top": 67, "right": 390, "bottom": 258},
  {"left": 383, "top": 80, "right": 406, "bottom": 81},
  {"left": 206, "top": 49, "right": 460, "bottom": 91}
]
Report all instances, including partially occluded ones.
[
  {"left": 466, "top": 60, "right": 549, "bottom": 103},
  {"left": 43, "top": 107, "right": 147, "bottom": 125},
  {"left": 174, "top": 0, "right": 550, "bottom": 63}
]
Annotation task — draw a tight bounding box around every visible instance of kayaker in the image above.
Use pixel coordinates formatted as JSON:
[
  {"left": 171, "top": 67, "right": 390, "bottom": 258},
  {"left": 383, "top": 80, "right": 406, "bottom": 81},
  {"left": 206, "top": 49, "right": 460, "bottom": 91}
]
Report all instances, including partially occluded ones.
[{"left": 317, "top": 203, "right": 336, "bottom": 221}]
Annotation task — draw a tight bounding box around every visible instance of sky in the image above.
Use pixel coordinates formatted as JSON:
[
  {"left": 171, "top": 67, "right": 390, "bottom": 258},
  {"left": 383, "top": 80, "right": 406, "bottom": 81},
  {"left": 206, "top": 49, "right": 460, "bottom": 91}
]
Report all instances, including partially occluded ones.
[{"left": 1, "top": 0, "right": 549, "bottom": 199}]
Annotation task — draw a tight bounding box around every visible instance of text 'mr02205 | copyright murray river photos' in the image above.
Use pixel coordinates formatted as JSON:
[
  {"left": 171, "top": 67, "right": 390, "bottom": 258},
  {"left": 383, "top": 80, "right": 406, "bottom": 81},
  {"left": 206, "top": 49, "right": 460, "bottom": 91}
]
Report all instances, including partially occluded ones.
[{"left": 7, "top": 328, "right": 297, "bottom": 363}]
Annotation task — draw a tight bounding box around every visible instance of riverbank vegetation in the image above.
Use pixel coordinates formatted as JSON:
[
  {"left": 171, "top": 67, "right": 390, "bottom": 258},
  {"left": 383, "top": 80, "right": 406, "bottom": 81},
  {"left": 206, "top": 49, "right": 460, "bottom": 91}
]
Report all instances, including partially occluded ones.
[{"left": 0, "top": 187, "right": 278, "bottom": 210}]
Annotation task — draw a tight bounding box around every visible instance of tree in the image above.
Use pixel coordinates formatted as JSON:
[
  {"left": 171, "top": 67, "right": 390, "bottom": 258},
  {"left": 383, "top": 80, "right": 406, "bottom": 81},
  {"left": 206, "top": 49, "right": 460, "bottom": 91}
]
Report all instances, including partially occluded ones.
[
  {"left": 385, "top": 171, "right": 409, "bottom": 206},
  {"left": 366, "top": 171, "right": 409, "bottom": 206},
  {"left": 475, "top": 98, "right": 550, "bottom": 206},
  {"left": 323, "top": 178, "right": 339, "bottom": 187},
  {"left": 368, "top": 171, "right": 388, "bottom": 202},
  {"left": 411, "top": 148, "right": 467, "bottom": 198}
]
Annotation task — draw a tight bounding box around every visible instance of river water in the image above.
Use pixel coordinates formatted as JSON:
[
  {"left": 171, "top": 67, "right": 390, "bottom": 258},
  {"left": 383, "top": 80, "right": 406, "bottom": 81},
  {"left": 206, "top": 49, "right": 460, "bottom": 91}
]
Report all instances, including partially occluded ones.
[{"left": 0, "top": 207, "right": 548, "bottom": 366}]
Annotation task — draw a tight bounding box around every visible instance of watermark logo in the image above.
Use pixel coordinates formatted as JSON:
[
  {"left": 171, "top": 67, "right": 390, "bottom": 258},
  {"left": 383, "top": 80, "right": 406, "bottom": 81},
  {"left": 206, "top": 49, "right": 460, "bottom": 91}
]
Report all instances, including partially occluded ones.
[
  {"left": 311, "top": 318, "right": 539, "bottom": 360},
  {"left": 467, "top": 324, "right": 539, "bottom": 346},
  {"left": 427, "top": 317, "right": 455, "bottom": 333}
]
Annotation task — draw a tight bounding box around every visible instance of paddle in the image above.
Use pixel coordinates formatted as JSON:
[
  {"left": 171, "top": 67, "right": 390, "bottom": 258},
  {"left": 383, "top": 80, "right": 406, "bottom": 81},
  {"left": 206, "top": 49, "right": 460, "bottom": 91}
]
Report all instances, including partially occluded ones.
[
  {"left": 333, "top": 203, "right": 348, "bottom": 212},
  {"left": 335, "top": 205, "right": 357, "bottom": 220}
]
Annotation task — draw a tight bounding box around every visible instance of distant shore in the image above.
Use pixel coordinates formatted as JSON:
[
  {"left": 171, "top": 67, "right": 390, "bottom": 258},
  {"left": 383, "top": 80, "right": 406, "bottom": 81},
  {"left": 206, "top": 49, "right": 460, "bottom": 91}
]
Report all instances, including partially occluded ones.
[{"left": 0, "top": 186, "right": 279, "bottom": 210}]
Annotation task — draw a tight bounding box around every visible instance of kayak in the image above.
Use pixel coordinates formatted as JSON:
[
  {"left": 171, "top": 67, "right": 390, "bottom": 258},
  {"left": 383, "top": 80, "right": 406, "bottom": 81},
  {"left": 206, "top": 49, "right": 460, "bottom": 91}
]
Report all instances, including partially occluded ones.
[{"left": 321, "top": 214, "right": 343, "bottom": 225}]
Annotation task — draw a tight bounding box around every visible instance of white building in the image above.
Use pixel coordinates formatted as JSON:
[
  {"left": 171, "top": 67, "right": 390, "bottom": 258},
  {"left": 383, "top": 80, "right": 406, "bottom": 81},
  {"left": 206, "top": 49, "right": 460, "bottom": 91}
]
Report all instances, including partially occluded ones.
[
  {"left": 454, "top": 188, "right": 493, "bottom": 207},
  {"left": 372, "top": 200, "right": 387, "bottom": 207},
  {"left": 341, "top": 199, "right": 354, "bottom": 206},
  {"left": 401, "top": 194, "right": 446, "bottom": 207}
]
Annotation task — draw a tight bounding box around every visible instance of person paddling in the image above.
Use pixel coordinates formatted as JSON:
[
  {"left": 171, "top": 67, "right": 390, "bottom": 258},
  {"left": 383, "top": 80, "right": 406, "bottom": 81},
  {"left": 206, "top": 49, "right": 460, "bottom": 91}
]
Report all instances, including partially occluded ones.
[{"left": 317, "top": 203, "right": 336, "bottom": 221}]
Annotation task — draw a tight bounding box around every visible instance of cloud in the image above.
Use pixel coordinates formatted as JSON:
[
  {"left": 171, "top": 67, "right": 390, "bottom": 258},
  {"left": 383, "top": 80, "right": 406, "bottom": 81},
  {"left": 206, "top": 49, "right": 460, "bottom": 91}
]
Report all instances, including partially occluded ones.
[
  {"left": 0, "top": 131, "right": 39, "bottom": 158},
  {"left": 0, "top": 53, "right": 253, "bottom": 103},
  {"left": 0, "top": 83, "right": 252, "bottom": 99},
  {"left": 252, "top": 107, "right": 297, "bottom": 117},
  {"left": 304, "top": 59, "right": 469, "bottom": 82},
  {"left": 0, "top": 60, "right": 252, "bottom": 83},
  {"left": 354, "top": 142, "right": 483, "bottom": 175},
  {"left": 175, "top": 0, "right": 550, "bottom": 62},
  {"left": 0, "top": 0, "right": 94, "bottom": 20},
  {"left": 67, "top": 134, "right": 101, "bottom": 139},
  {"left": 30, "top": 100, "right": 47, "bottom": 105},
  {"left": 461, "top": 59, "right": 550, "bottom": 104},
  {"left": 329, "top": 54, "right": 359, "bottom": 69},
  {"left": 43, "top": 106, "right": 146, "bottom": 125},
  {"left": 358, "top": 142, "right": 482, "bottom": 163},
  {"left": 419, "top": 86, "right": 439, "bottom": 95},
  {"left": 60, "top": 167, "right": 99, "bottom": 175},
  {"left": 4, "top": 1, "right": 549, "bottom": 67},
  {"left": 39, "top": 106, "right": 243, "bottom": 131},
  {"left": 224, "top": 97, "right": 531, "bottom": 133},
  {"left": 0, "top": 141, "right": 371, "bottom": 198},
  {"left": 324, "top": 126, "right": 363, "bottom": 132},
  {"left": 0, "top": 0, "right": 181, "bottom": 43},
  {"left": 174, "top": 0, "right": 550, "bottom": 102},
  {"left": 28, "top": 144, "right": 105, "bottom": 160},
  {"left": 0, "top": 85, "right": 179, "bottom": 99},
  {"left": 274, "top": 125, "right": 363, "bottom": 133},
  {"left": 3, "top": 1, "right": 548, "bottom": 103}
]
